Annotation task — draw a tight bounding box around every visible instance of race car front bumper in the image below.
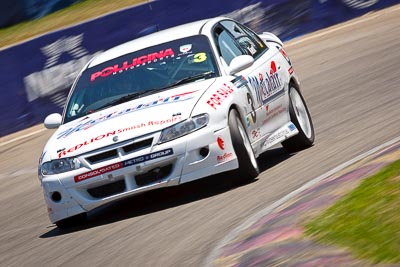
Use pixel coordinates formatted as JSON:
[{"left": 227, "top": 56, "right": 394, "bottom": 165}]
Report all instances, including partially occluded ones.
[{"left": 41, "top": 125, "right": 238, "bottom": 223}]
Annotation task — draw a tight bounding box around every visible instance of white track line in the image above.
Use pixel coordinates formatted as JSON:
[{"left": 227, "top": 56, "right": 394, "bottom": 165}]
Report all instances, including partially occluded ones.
[
  {"left": 0, "top": 128, "right": 46, "bottom": 147},
  {"left": 205, "top": 135, "right": 400, "bottom": 266}
]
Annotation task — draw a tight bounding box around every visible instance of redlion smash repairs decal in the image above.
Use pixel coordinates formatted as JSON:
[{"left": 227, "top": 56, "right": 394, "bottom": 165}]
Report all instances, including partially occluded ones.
[
  {"left": 217, "top": 152, "right": 233, "bottom": 163},
  {"left": 217, "top": 136, "right": 225, "bottom": 150},
  {"left": 57, "top": 116, "right": 182, "bottom": 158},
  {"left": 57, "top": 91, "right": 197, "bottom": 139},
  {"left": 74, "top": 148, "right": 173, "bottom": 182}
]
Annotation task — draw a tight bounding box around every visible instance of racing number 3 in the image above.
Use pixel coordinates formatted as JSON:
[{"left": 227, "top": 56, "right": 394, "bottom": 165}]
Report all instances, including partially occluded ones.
[
  {"left": 194, "top": 52, "right": 207, "bottom": 63},
  {"left": 247, "top": 93, "right": 257, "bottom": 123}
]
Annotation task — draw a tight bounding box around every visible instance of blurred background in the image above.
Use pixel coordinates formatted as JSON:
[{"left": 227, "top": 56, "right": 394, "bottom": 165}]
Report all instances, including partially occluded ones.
[{"left": 0, "top": 0, "right": 398, "bottom": 137}]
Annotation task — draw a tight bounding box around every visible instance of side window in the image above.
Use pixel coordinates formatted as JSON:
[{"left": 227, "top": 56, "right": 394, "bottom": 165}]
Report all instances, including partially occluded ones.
[
  {"left": 241, "top": 25, "right": 269, "bottom": 54},
  {"left": 220, "top": 20, "right": 267, "bottom": 59},
  {"left": 215, "top": 28, "right": 244, "bottom": 65}
]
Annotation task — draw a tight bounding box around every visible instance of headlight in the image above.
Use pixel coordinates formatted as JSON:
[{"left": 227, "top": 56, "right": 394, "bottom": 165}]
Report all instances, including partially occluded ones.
[
  {"left": 159, "top": 113, "right": 209, "bottom": 143},
  {"left": 40, "top": 158, "right": 81, "bottom": 176}
]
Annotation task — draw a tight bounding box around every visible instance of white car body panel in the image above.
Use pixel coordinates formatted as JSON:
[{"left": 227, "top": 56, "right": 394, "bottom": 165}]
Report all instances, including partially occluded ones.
[{"left": 38, "top": 17, "right": 308, "bottom": 224}]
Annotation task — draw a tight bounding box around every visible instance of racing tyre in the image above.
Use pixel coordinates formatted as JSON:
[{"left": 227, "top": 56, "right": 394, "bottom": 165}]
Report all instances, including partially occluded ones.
[
  {"left": 229, "top": 109, "right": 259, "bottom": 180},
  {"left": 55, "top": 213, "right": 87, "bottom": 230},
  {"left": 282, "top": 84, "right": 315, "bottom": 153}
]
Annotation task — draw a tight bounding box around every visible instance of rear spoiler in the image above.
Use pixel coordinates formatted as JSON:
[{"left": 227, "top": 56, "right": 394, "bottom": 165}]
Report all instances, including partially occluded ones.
[{"left": 258, "top": 32, "right": 284, "bottom": 47}]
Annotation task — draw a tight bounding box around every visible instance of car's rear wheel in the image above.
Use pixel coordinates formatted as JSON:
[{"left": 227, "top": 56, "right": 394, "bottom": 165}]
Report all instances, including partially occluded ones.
[
  {"left": 55, "top": 212, "right": 87, "bottom": 230},
  {"left": 228, "top": 109, "right": 259, "bottom": 180},
  {"left": 282, "top": 84, "right": 315, "bottom": 152}
]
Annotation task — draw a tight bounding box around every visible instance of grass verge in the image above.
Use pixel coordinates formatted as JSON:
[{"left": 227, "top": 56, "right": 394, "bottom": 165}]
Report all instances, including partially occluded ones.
[
  {"left": 305, "top": 159, "right": 400, "bottom": 264},
  {"left": 0, "top": 0, "right": 146, "bottom": 48}
]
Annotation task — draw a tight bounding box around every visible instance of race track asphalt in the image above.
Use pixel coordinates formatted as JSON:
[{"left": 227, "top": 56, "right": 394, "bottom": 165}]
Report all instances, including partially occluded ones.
[{"left": 0, "top": 5, "right": 399, "bottom": 267}]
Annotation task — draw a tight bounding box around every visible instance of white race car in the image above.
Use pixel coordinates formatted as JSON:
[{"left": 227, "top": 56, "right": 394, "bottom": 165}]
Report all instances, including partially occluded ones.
[{"left": 39, "top": 17, "right": 314, "bottom": 228}]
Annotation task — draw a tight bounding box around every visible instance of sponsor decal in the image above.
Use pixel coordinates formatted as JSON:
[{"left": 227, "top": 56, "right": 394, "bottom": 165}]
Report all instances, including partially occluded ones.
[
  {"left": 75, "top": 162, "right": 123, "bottom": 182},
  {"left": 263, "top": 123, "right": 298, "bottom": 148},
  {"left": 279, "top": 48, "right": 291, "bottom": 65},
  {"left": 231, "top": 76, "right": 257, "bottom": 125},
  {"left": 147, "top": 117, "right": 182, "bottom": 126},
  {"left": 58, "top": 116, "right": 182, "bottom": 158},
  {"left": 251, "top": 128, "right": 261, "bottom": 139},
  {"left": 246, "top": 75, "right": 262, "bottom": 106},
  {"left": 57, "top": 91, "right": 196, "bottom": 139},
  {"left": 206, "top": 83, "right": 235, "bottom": 110},
  {"left": 230, "top": 75, "right": 248, "bottom": 89},
  {"left": 193, "top": 52, "right": 207, "bottom": 63},
  {"left": 247, "top": 45, "right": 257, "bottom": 55},
  {"left": 270, "top": 61, "right": 278, "bottom": 74},
  {"left": 246, "top": 61, "right": 283, "bottom": 105},
  {"left": 247, "top": 92, "right": 257, "bottom": 124},
  {"left": 74, "top": 148, "right": 173, "bottom": 182},
  {"left": 246, "top": 114, "right": 255, "bottom": 127},
  {"left": 217, "top": 152, "right": 233, "bottom": 163},
  {"left": 91, "top": 48, "right": 175, "bottom": 82},
  {"left": 288, "top": 123, "right": 296, "bottom": 132},
  {"left": 263, "top": 128, "right": 290, "bottom": 148},
  {"left": 180, "top": 44, "right": 192, "bottom": 54},
  {"left": 262, "top": 104, "right": 286, "bottom": 124},
  {"left": 217, "top": 136, "right": 225, "bottom": 150},
  {"left": 172, "top": 112, "right": 182, "bottom": 117}
]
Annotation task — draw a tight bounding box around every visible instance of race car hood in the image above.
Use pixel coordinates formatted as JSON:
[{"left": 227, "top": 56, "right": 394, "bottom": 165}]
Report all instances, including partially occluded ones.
[{"left": 44, "top": 79, "right": 216, "bottom": 160}]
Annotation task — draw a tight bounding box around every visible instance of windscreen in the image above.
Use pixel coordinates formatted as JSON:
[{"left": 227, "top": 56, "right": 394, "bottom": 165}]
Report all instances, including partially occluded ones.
[{"left": 64, "top": 35, "right": 219, "bottom": 123}]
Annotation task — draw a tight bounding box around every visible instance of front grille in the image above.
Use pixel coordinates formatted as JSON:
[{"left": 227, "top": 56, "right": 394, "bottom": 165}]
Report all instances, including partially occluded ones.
[
  {"left": 135, "top": 164, "right": 173, "bottom": 187},
  {"left": 87, "top": 180, "right": 126, "bottom": 198},
  {"left": 86, "top": 149, "right": 118, "bottom": 164},
  {"left": 85, "top": 138, "right": 153, "bottom": 165},
  {"left": 122, "top": 138, "right": 153, "bottom": 153}
]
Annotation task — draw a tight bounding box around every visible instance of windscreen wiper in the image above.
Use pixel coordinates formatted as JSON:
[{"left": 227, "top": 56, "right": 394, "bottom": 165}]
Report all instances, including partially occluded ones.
[
  {"left": 87, "top": 72, "right": 215, "bottom": 114},
  {"left": 170, "top": 71, "right": 215, "bottom": 87},
  {"left": 139, "top": 71, "right": 216, "bottom": 98},
  {"left": 87, "top": 91, "right": 146, "bottom": 113}
]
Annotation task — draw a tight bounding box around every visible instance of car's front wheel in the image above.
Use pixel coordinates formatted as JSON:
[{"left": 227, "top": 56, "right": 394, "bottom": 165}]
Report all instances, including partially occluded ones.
[
  {"left": 282, "top": 84, "right": 315, "bottom": 152},
  {"left": 228, "top": 109, "right": 259, "bottom": 180}
]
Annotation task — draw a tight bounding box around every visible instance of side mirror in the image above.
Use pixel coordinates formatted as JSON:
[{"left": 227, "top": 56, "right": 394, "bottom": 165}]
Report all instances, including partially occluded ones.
[
  {"left": 228, "top": 55, "right": 254, "bottom": 75},
  {"left": 44, "top": 113, "right": 62, "bottom": 129}
]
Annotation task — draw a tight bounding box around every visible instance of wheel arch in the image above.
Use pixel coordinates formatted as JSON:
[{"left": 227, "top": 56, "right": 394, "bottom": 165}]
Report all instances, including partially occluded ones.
[
  {"left": 228, "top": 103, "right": 245, "bottom": 127},
  {"left": 289, "top": 76, "right": 301, "bottom": 91}
]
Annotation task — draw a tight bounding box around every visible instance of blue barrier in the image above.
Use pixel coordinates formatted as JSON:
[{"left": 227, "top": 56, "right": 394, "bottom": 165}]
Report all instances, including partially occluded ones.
[
  {"left": 0, "top": 0, "right": 399, "bottom": 137},
  {"left": 0, "top": 0, "right": 82, "bottom": 28}
]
